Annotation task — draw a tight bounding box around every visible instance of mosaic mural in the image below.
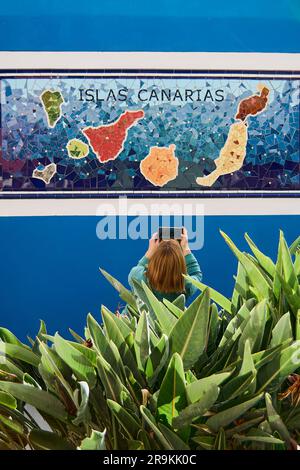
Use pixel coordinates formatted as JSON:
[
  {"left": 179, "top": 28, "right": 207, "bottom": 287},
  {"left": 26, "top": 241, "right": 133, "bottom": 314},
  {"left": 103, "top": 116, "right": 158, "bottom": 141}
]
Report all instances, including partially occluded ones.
[{"left": 0, "top": 74, "right": 299, "bottom": 194}]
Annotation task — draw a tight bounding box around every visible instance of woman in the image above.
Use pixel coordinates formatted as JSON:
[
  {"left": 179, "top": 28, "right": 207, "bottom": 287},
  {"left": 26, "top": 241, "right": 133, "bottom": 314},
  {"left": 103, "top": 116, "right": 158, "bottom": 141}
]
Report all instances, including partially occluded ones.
[{"left": 128, "top": 228, "right": 202, "bottom": 302}]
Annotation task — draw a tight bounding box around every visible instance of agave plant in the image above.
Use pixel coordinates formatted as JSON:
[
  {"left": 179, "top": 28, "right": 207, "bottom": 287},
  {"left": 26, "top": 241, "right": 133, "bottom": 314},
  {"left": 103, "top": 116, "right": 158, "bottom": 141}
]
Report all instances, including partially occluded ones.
[{"left": 0, "top": 230, "right": 299, "bottom": 450}]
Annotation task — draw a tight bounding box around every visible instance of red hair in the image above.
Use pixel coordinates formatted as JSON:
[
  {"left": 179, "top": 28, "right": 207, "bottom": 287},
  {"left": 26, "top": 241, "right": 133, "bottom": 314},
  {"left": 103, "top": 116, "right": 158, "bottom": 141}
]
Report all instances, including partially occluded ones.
[{"left": 147, "top": 240, "right": 186, "bottom": 293}]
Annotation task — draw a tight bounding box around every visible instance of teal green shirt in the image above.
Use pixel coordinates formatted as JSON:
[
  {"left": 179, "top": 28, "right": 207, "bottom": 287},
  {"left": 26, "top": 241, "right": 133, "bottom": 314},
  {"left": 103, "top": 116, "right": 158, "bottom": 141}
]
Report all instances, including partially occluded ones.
[{"left": 128, "top": 253, "right": 202, "bottom": 302}]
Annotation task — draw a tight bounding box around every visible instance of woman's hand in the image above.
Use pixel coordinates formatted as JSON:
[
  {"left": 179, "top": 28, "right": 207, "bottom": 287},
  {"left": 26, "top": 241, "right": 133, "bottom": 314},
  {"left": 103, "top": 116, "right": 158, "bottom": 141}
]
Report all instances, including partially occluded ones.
[
  {"left": 145, "top": 232, "right": 159, "bottom": 259},
  {"left": 181, "top": 227, "right": 191, "bottom": 256}
]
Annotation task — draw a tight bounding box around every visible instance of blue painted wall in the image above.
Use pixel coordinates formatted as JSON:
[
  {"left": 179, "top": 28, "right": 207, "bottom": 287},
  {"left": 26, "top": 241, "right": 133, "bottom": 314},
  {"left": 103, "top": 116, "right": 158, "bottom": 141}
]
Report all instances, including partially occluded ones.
[
  {"left": 0, "top": 0, "right": 299, "bottom": 52},
  {"left": 1, "top": 215, "right": 300, "bottom": 339},
  {"left": 0, "top": 1, "right": 300, "bottom": 339}
]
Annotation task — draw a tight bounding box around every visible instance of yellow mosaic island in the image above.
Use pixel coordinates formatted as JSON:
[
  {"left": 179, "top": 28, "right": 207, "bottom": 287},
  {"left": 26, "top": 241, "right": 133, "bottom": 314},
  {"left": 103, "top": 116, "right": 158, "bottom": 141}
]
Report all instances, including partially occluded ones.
[
  {"left": 196, "top": 121, "right": 248, "bottom": 187},
  {"left": 66, "top": 139, "right": 90, "bottom": 159}
]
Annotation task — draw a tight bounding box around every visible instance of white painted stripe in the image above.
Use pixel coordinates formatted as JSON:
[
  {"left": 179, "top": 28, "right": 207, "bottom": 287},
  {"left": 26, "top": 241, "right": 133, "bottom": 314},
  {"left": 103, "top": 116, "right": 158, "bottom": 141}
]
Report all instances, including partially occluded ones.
[
  {"left": 0, "top": 52, "right": 299, "bottom": 71},
  {"left": 0, "top": 198, "right": 299, "bottom": 217}
]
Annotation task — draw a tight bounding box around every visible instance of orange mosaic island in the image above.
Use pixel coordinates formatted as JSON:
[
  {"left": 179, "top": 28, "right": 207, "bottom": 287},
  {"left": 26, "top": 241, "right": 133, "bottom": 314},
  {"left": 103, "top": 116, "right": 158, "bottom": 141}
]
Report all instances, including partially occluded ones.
[{"left": 140, "top": 144, "right": 179, "bottom": 186}]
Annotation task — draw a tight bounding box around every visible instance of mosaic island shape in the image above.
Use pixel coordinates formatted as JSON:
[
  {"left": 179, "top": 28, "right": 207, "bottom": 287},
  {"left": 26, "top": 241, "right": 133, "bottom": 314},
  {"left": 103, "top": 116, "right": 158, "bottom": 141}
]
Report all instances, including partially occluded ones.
[
  {"left": 32, "top": 163, "right": 57, "bottom": 184},
  {"left": 140, "top": 144, "right": 179, "bottom": 187},
  {"left": 0, "top": 75, "right": 299, "bottom": 194},
  {"left": 197, "top": 85, "right": 269, "bottom": 187},
  {"left": 40, "top": 90, "right": 64, "bottom": 128},
  {"left": 66, "top": 139, "right": 89, "bottom": 159},
  {"left": 82, "top": 110, "right": 145, "bottom": 163}
]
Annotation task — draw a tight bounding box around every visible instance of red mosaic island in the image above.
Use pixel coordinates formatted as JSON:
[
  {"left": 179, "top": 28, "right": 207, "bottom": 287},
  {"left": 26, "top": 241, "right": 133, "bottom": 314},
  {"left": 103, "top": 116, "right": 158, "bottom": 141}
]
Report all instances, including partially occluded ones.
[
  {"left": 235, "top": 86, "right": 269, "bottom": 121},
  {"left": 82, "top": 110, "right": 144, "bottom": 163}
]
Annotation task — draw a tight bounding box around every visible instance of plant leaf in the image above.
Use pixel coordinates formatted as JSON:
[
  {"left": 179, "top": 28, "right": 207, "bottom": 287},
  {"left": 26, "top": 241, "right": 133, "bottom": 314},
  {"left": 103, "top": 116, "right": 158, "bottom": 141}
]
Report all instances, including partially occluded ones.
[
  {"left": 206, "top": 393, "right": 264, "bottom": 432},
  {"left": 219, "top": 299, "right": 254, "bottom": 347},
  {"left": 0, "top": 381, "right": 68, "bottom": 421},
  {"left": 29, "top": 430, "right": 75, "bottom": 450},
  {"left": 39, "top": 340, "right": 76, "bottom": 410},
  {"left": 87, "top": 313, "right": 124, "bottom": 377},
  {"left": 107, "top": 399, "right": 140, "bottom": 440},
  {"left": 73, "top": 381, "right": 90, "bottom": 425},
  {"left": 265, "top": 393, "right": 291, "bottom": 447},
  {"left": 0, "top": 391, "right": 17, "bottom": 410},
  {"left": 0, "top": 328, "right": 26, "bottom": 348},
  {"left": 270, "top": 312, "right": 293, "bottom": 348},
  {"left": 225, "top": 416, "right": 264, "bottom": 438},
  {"left": 186, "top": 372, "right": 231, "bottom": 404},
  {"left": 214, "top": 428, "right": 227, "bottom": 449},
  {"left": 238, "top": 300, "right": 268, "bottom": 356},
  {"left": 296, "top": 310, "right": 300, "bottom": 340},
  {"left": 96, "top": 355, "right": 128, "bottom": 403},
  {"left": 218, "top": 371, "right": 254, "bottom": 402},
  {"left": 279, "top": 230, "right": 298, "bottom": 289},
  {"left": 275, "top": 270, "right": 300, "bottom": 317},
  {"left": 101, "top": 306, "right": 144, "bottom": 385},
  {"left": 145, "top": 334, "right": 170, "bottom": 387},
  {"left": 289, "top": 235, "right": 300, "bottom": 256},
  {"left": 163, "top": 299, "right": 183, "bottom": 319},
  {"left": 134, "top": 311, "right": 150, "bottom": 372},
  {"left": 0, "top": 342, "right": 39, "bottom": 367},
  {"left": 157, "top": 422, "right": 190, "bottom": 450},
  {"left": 32, "top": 320, "right": 47, "bottom": 353},
  {"left": 207, "top": 303, "right": 220, "bottom": 353},
  {"left": 157, "top": 353, "right": 187, "bottom": 428},
  {"left": 193, "top": 435, "right": 215, "bottom": 450},
  {"left": 220, "top": 231, "right": 271, "bottom": 301},
  {"left": 23, "top": 373, "right": 41, "bottom": 389},
  {"left": 183, "top": 276, "right": 232, "bottom": 313},
  {"left": 238, "top": 339, "right": 257, "bottom": 394},
  {"left": 102, "top": 306, "right": 133, "bottom": 339},
  {"left": 79, "top": 429, "right": 106, "bottom": 450},
  {"left": 140, "top": 405, "right": 172, "bottom": 450},
  {"left": 53, "top": 333, "right": 97, "bottom": 388},
  {"left": 173, "top": 383, "right": 219, "bottom": 429},
  {"left": 244, "top": 233, "right": 276, "bottom": 278},
  {"left": 0, "top": 413, "right": 24, "bottom": 435},
  {"left": 141, "top": 281, "right": 177, "bottom": 335},
  {"left": 172, "top": 294, "right": 186, "bottom": 311},
  {"left": 100, "top": 268, "right": 137, "bottom": 310},
  {"left": 231, "top": 262, "right": 249, "bottom": 312},
  {"left": 233, "top": 429, "right": 284, "bottom": 445},
  {"left": 257, "top": 340, "right": 300, "bottom": 392}
]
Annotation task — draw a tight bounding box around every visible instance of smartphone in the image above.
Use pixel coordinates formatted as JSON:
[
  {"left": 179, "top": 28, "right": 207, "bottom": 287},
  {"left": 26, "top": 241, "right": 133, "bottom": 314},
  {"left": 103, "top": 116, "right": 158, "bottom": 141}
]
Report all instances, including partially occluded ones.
[{"left": 158, "top": 227, "right": 183, "bottom": 241}]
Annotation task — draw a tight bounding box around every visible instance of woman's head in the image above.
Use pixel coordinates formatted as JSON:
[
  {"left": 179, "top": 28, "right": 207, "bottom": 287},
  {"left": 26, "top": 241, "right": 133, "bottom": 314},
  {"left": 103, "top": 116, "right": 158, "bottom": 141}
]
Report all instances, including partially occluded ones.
[{"left": 147, "top": 239, "right": 186, "bottom": 294}]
